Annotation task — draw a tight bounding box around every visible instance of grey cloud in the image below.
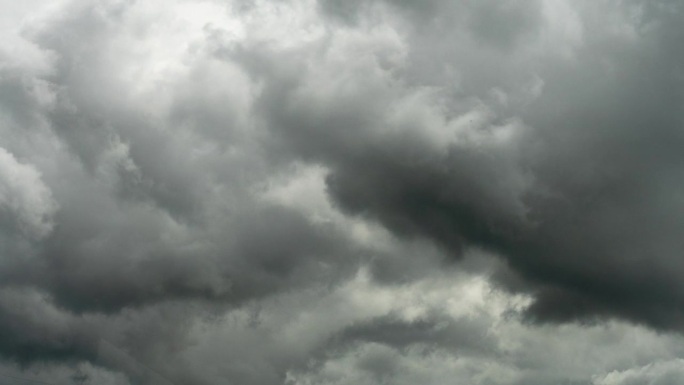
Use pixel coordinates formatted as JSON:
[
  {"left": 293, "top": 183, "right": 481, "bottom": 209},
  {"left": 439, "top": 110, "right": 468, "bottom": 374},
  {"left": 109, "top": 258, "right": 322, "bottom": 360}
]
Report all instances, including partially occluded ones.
[
  {"left": 0, "top": 288, "right": 97, "bottom": 364},
  {"left": 0, "top": 2, "right": 364, "bottom": 379},
  {"left": 233, "top": 0, "right": 684, "bottom": 329},
  {"left": 0, "top": 0, "right": 363, "bottom": 315},
  {"left": 3, "top": 0, "right": 684, "bottom": 384},
  {"left": 0, "top": 147, "right": 56, "bottom": 240},
  {"left": 595, "top": 360, "right": 684, "bottom": 385},
  {"left": 330, "top": 312, "right": 498, "bottom": 356}
]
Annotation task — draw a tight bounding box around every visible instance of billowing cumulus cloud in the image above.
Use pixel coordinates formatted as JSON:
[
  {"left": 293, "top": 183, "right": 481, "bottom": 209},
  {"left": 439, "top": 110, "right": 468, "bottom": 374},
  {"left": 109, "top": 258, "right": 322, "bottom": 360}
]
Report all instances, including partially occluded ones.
[{"left": 2, "top": 0, "right": 684, "bottom": 384}]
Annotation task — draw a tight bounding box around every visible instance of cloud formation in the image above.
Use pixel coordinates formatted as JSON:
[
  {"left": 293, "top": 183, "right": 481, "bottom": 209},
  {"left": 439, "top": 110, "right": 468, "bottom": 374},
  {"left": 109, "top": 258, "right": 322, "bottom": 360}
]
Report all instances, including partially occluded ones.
[{"left": 2, "top": 0, "right": 684, "bottom": 383}]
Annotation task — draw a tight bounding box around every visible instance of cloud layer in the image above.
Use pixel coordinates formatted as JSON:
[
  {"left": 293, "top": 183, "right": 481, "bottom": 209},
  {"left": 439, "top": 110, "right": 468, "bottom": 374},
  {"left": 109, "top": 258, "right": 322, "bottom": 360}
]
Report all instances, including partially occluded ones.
[{"left": 2, "top": 0, "right": 684, "bottom": 384}]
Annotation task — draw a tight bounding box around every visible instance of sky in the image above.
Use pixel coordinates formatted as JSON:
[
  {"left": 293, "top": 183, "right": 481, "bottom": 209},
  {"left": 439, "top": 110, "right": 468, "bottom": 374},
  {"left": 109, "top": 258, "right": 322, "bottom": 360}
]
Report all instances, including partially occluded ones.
[{"left": 1, "top": 0, "right": 684, "bottom": 384}]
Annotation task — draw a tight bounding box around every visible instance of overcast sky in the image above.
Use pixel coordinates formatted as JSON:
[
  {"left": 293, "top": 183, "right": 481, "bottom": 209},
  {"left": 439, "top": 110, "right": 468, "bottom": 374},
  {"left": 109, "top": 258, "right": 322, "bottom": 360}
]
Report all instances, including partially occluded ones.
[{"left": 2, "top": 0, "right": 684, "bottom": 384}]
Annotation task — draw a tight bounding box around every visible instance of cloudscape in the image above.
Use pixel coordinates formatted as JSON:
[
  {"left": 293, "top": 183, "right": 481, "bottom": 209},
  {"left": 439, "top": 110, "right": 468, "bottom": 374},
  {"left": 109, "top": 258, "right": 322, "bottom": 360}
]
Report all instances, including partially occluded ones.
[{"left": 2, "top": 0, "right": 684, "bottom": 384}]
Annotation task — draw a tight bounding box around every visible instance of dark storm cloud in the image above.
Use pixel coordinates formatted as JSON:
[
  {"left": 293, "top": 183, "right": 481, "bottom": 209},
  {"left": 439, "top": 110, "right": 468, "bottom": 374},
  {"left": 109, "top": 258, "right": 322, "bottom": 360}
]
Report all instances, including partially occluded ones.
[
  {"left": 0, "top": 0, "right": 366, "bottom": 314},
  {"left": 0, "top": 288, "right": 97, "bottom": 364},
  {"left": 233, "top": 0, "right": 684, "bottom": 329},
  {"left": 0, "top": 2, "right": 365, "bottom": 380},
  {"left": 4, "top": 0, "right": 684, "bottom": 383}
]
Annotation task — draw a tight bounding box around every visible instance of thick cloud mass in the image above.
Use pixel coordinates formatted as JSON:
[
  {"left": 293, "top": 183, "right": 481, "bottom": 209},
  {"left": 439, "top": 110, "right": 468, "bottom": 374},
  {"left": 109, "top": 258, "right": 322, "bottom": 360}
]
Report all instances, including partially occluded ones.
[{"left": 2, "top": 0, "right": 684, "bottom": 384}]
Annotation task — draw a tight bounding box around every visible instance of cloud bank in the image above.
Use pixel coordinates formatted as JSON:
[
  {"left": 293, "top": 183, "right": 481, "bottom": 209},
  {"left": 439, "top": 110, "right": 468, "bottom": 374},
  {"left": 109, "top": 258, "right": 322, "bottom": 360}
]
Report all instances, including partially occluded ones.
[{"left": 2, "top": 0, "right": 684, "bottom": 383}]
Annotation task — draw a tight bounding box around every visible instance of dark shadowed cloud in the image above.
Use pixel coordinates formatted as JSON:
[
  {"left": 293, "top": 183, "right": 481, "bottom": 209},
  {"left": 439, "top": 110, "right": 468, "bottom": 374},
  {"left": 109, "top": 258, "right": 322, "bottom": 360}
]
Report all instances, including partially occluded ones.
[{"left": 2, "top": 0, "right": 684, "bottom": 384}]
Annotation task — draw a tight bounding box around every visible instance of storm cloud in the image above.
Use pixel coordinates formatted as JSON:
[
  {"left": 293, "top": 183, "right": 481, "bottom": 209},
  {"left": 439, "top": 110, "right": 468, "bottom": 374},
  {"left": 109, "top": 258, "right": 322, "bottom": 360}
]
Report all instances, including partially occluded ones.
[{"left": 2, "top": 0, "right": 684, "bottom": 384}]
